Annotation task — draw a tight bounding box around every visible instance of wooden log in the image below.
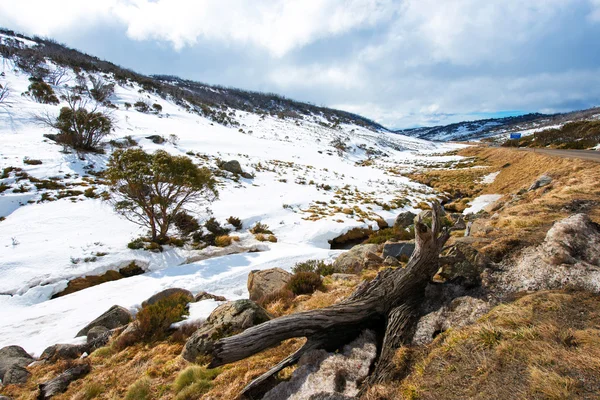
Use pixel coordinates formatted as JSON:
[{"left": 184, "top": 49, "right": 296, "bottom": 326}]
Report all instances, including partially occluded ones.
[{"left": 37, "top": 363, "right": 90, "bottom": 399}]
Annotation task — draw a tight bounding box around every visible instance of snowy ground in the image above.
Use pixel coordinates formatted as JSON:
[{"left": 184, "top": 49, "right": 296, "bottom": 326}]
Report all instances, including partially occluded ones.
[{"left": 0, "top": 47, "right": 462, "bottom": 356}]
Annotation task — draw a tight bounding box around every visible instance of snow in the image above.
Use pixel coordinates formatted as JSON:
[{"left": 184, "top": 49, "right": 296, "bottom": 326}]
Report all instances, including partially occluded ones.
[
  {"left": 0, "top": 51, "right": 462, "bottom": 356},
  {"left": 480, "top": 171, "right": 500, "bottom": 184},
  {"left": 463, "top": 194, "right": 502, "bottom": 215}
]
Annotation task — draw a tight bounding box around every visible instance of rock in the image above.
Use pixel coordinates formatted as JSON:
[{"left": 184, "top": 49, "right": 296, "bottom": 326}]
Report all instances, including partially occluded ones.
[
  {"left": 541, "top": 214, "right": 600, "bottom": 266},
  {"left": 182, "top": 300, "right": 271, "bottom": 362},
  {"left": 528, "top": 174, "right": 553, "bottom": 191},
  {"left": 365, "top": 251, "right": 383, "bottom": 263},
  {"left": 2, "top": 364, "right": 30, "bottom": 385},
  {"left": 86, "top": 326, "right": 110, "bottom": 343},
  {"left": 394, "top": 211, "right": 416, "bottom": 230},
  {"left": 330, "top": 273, "right": 359, "bottom": 282},
  {"left": 0, "top": 396, "right": 13, "bottom": 400},
  {"left": 383, "top": 256, "right": 401, "bottom": 266},
  {"left": 332, "top": 244, "right": 380, "bottom": 274},
  {"left": 247, "top": 268, "right": 293, "bottom": 301},
  {"left": 413, "top": 208, "right": 445, "bottom": 226},
  {"left": 75, "top": 305, "right": 132, "bottom": 337},
  {"left": 382, "top": 241, "right": 415, "bottom": 260},
  {"left": 141, "top": 288, "right": 194, "bottom": 307},
  {"left": 0, "top": 346, "right": 34, "bottom": 382},
  {"left": 220, "top": 160, "right": 244, "bottom": 175},
  {"left": 439, "top": 239, "right": 489, "bottom": 286},
  {"left": 145, "top": 134, "right": 164, "bottom": 144},
  {"left": 40, "top": 344, "right": 87, "bottom": 361},
  {"left": 195, "top": 291, "right": 227, "bottom": 302}
]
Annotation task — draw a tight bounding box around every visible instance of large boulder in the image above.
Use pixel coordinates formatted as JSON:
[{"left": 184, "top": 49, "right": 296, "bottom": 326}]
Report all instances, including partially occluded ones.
[
  {"left": 86, "top": 326, "right": 110, "bottom": 343},
  {"left": 141, "top": 288, "right": 194, "bottom": 308},
  {"left": 439, "top": 239, "right": 489, "bottom": 286},
  {"left": 75, "top": 305, "right": 132, "bottom": 337},
  {"left": 247, "top": 268, "right": 293, "bottom": 301},
  {"left": 382, "top": 241, "right": 415, "bottom": 261},
  {"left": 220, "top": 160, "right": 253, "bottom": 178},
  {"left": 2, "top": 364, "right": 31, "bottom": 385},
  {"left": 40, "top": 344, "right": 87, "bottom": 362},
  {"left": 182, "top": 300, "right": 271, "bottom": 362},
  {"left": 394, "top": 211, "right": 416, "bottom": 230},
  {"left": 332, "top": 244, "right": 380, "bottom": 274},
  {"left": 0, "top": 346, "right": 34, "bottom": 383}
]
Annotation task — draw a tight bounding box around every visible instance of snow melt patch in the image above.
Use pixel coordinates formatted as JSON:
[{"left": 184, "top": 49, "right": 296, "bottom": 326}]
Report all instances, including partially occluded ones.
[
  {"left": 463, "top": 194, "right": 502, "bottom": 215},
  {"left": 480, "top": 171, "right": 500, "bottom": 184}
]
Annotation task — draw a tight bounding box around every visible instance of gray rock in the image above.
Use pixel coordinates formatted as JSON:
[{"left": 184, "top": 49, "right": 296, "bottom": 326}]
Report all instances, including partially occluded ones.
[
  {"left": 0, "top": 396, "right": 13, "bottom": 400},
  {"left": 394, "top": 211, "right": 416, "bottom": 230},
  {"left": 195, "top": 291, "right": 227, "bottom": 302},
  {"left": 439, "top": 239, "right": 489, "bottom": 286},
  {"left": 247, "top": 268, "right": 293, "bottom": 301},
  {"left": 2, "top": 364, "right": 30, "bottom": 385},
  {"left": 40, "top": 344, "right": 87, "bottom": 361},
  {"left": 382, "top": 241, "right": 415, "bottom": 260},
  {"left": 87, "top": 326, "right": 109, "bottom": 343},
  {"left": 528, "top": 174, "right": 553, "bottom": 191},
  {"left": 182, "top": 299, "right": 271, "bottom": 362},
  {"left": 220, "top": 160, "right": 244, "bottom": 174},
  {"left": 413, "top": 208, "right": 445, "bottom": 226},
  {"left": 383, "top": 256, "right": 401, "bottom": 266},
  {"left": 332, "top": 244, "right": 380, "bottom": 274},
  {"left": 145, "top": 135, "right": 164, "bottom": 144},
  {"left": 141, "top": 288, "right": 194, "bottom": 308},
  {"left": 76, "top": 305, "right": 132, "bottom": 337},
  {"left": 0, "top": 346, "right": 34, "bottom": 382}
]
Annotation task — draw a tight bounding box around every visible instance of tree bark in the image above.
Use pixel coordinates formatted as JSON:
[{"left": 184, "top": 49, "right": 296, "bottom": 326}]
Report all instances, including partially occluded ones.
[{"left": 206, "top": 201, "right": 453, "bottom": 397}]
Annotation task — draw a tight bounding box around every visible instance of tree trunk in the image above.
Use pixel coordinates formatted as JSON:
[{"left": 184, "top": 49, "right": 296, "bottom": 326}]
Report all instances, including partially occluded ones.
[{"left": 206, "top": 202, "right": 453, "bottom": 397}]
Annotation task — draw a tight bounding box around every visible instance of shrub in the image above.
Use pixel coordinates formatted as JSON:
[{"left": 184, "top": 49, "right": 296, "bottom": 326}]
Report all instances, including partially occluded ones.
[
  {"left": 286, "top": 272, "right": 324, "bottom": 295},
  {"left": 89, "top": 76, "right": 114, "bottom": 103},
  {"left": 124, "top": 102, "right": 132, "bottom": 110},
  {"left": 127, "top": 238, "right": 145, "bottom": 250},
  {"left": 174, "top": 366, "right": 220, "bottom": 392},
  {"left": 173, "top": 211, "right": 200, "bottom": 236},
  {"left": 267, "top": 234, "right": 278, "bottom": 243},
  {"left": 107, "top": 149, "right": 217, "bottom": 243},
  {"left": 215, "top": 235, "right": 233, "bottom": 247},
  {"left": 257, "top": 288, "right": 295, "bottom": 309},
  {"left": 135, "top": 293, "right": 190, "bottom": 341},
  {"left": 227, "top": 216, "right": 243, "bottom": 230},
  {"left": 134, "top": 100, "right": 150, "bottom": 113},
  {"left": 23, "top": 157, "right": 42, "bottom": 165},
  {"left": 25, "top": 79, "right": 59, "bottom": 104},
  {"left": 152, "top": 103, "right": 162, "bottom": 113},
  {"left": 125, "top": 377, "right": 151, "bottom": 400},
  {"left": 250, "top": 222, "right": 273, "bottom": 234},
  {"left": 254, "top": 233, "right": 267, "bottom": 242},
  {"left": 292, "top": 259, "right": 335, "bottom": 276}
]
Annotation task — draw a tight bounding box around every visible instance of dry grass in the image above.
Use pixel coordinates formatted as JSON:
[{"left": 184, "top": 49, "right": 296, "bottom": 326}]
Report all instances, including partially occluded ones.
[{"left": 363, "top": 290, "right": 600, "bottom": 400}]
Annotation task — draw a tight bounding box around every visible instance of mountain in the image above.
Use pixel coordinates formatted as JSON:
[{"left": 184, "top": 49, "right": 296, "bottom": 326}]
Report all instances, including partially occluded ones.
[{"left": 397, "top": 108, "right": 600, "bottom": 142}]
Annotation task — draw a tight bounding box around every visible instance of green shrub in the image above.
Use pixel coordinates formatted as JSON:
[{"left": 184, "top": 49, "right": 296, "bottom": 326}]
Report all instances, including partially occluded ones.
[
  {"left": 173, "top": 211, "right": 200, "bottom": 236},
  {"left": 292, "top": 259, "right": 335, "bottom": 276},
  {"left": 227, "top": 216, "right": 243, "bottom": 230},
  {"left": 364, "top": 226, "right": 415, "bottom": 244},
  {"left": 125, "top": 377, "right": 151, "bottom": 400},
  {"left": 250, "top": 222, "right": 273, "bottom": 234},
  {"left": 152, "top": 103, "right": 162, "bottom": 113},
  {"left": 204, "top": 217, "right": 230, "bottom": 236},
  {"left": 174, "top": 366, "right": 221, "bottom": 392},
  {"left": 134, "top": 100, "right": 150, "bottom": 113},
  {"left": 23, "top": 157, "right": 42, "bottom": 165},
  {"left": 286, "top": 272, "right": 324, "bottom": 295},
  {"left": 135, "top": 293, "right": 190, "bottom": 341},
  {"left": 127, "top": 237, "right": 145, "bottom": 250},
  {"left": 25, "top": 79, "right": 59, "bottom": 104}
]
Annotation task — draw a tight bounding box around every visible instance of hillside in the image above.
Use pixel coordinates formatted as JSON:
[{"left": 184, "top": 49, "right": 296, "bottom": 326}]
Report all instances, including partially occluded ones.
[{"left": 398, "top": 108, "right": 600, "bottom": 142}]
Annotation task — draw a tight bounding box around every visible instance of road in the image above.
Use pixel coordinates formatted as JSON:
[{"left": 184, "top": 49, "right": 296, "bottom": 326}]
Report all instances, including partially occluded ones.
[{"left": 515, "top": 147, "right": 600, "bottom": 163}]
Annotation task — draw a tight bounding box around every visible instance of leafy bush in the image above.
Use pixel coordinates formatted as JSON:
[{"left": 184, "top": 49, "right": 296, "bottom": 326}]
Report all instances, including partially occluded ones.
[
  {"left": 173, "top": 211, "right": 200, "bottom": 236},
  {"left": 152, "top": 103, "right": 162, "bottom": 113},
  {"left": 286, "top": 272, "right": 324, "bottom": 295},
  {"left": 250, "top": 222, "right": 273, "bottom": 234},
  {"left": 292, "top": 259, "right": 335, "bottom": 276},
  {"left": 227, "top": 216, "right": 243, "bottom": 230},
  {"left": 135, "top": 293, "right": 190, "bottom": 341},
  {"left": 25, "top": 78, "right": 59, "bottom": 104}
]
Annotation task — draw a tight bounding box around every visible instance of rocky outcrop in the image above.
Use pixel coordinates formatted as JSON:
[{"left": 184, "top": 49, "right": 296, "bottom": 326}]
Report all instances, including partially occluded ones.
[
  {"left": 182, "top": 300, "right": 271, "bottom": 362},
  {"left": 0, "top": 346, "right": 34, "bottom": 384},
  {"left": 75, "top": 305, "right": 132, "bottom": 337},
  {"left": 141, "top": 288, "right": 194, "bottom": 307},
  {"left": 86, "top": 326, "right": 110, "bottom": 343},
  {"left": 263, "top": 330, "right": 377, "bottom": 400},
  {"left": 332, "top": 244, "right": 380, "bottom": 274},
  {"left": 382, "top": 241, "right": 415, "bottom": 260},
  {"left": 394, "top": 211, "right": 416, "bottom": 230},
  {"left": 247, "top": 268, "right": 292, "bottom": 301},
  {"left": 195, "top": 291, "right": 227, "bottom": 302},
  {"left": 439, "top": 239, "right": 489, "bottom": 286}
]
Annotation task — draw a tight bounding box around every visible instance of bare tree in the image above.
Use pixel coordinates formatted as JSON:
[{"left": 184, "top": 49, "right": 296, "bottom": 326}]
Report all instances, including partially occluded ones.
[
  {"left": 47, "top": 66, "right": 71, "bottom": 86},
  {"left": 0, "top": 83, "right": 10, "bottom": 106},
  {"left": 89, "top": 76, "right": 114, "bottom": 103}
]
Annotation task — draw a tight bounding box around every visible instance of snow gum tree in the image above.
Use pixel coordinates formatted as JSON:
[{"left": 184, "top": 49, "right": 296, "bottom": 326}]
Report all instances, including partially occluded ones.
[{"left": 106, "top": 149, "right": 218, "bottom": 243}]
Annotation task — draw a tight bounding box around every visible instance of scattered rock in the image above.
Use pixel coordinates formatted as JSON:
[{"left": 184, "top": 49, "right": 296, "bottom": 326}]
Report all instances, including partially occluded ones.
[
  {"left": 141, "top": 288, "right": 194, "bottom": 308},
  {"left": 332, "top": 244, "right": 380, "bottom": 274},
  {"left": 383, "top": 256, "right": 401, "bottom": 267},
  {"left": 86, "top": 326, "right": 109, "bottom": 343},
  {"left": 528, "top": 174, "right": 552, "bottom": 191},
  {"left": 182, "top": 300, "right": 271, "bottom": 362},
  {"left": 145, "top": 135, "right": 164, "bottom": 144},
  {"left": 330, "top": 273, "right": 359, "bottom": 282},
  {"left": 38, "top": 363, "right": 90, "bottom": 399},
  {"left": 0, "top": 346, "right": 34, "bottom": 382},
  {"left": 394, "top": 211, "right": 416, "bottom": 230},
  {"left": 195, "top": 291, "right": 227, "bottom": 302},
  {"left": 2, "top": 364, "right": 30, "bottom": 385},
  {"left": 75, "top": 305, "right": 132, "bottom": 337},
  {"left": 382, "top": 241, "right": 415, "bottom": 260},
  {"left": 247, "top": 268, "right": 293, "bottom": 301}
]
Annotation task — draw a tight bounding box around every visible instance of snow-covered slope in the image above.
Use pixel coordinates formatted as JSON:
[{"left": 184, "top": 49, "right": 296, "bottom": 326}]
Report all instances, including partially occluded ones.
[{"left": 0, "top": 33, "right": 463, "bottom": 355}]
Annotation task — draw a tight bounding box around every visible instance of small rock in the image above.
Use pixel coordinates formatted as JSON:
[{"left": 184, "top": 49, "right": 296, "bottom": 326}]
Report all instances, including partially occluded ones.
[
  {"left": 247, "top": 268, "right": 293, "bottom": 301},
  {"left": 382, "top": 241, "right": 415, "bottom": 260},
  {"left": 87, "top": 326, "right": 110, "bottom": 343},
  {"left": 145, "top": 135, "right": 164, "bottom": 144},
  {"left": 365, "top": 251, "right": 383, "bottom": 263},
  {"left": 75, "top": 305, "right": 132, "bottom": 337},
  {"left": 141, "top": 288, "right": 194, "bottom": 308},
  {"left": 2, "top": 364, "right": 30, "bottom": 385},
  {"left": 330, "top": 273, "right": 359, "bottom": 281},
  {"left": 528, "top": 174, "right": 552, "bottom": 191},
  {"left": 394, "top": 211, "right": 416, "bottom": 230},
  {"left": 332, "top": 244, "right": 380, "bottom": 274},
  {"left": 0, "top": 346, "right": 34, "bottom": 381},
  {"left": 383, "top": 256, "right": 401, "bottom": 266},
  {"left": 220, "top": 160, "right": 244, "bottom": 175},
  {"left": 195, "top": 291, "right": 227, "bottom": 302}
]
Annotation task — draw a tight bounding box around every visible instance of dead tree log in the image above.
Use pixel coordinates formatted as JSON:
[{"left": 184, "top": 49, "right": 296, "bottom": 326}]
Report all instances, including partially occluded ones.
[
  {"left": 208, "top": 201, "right": 454, "bottom": 397},
  {"left": 37, "top": 363, "right": 90, "bottom": 399}
]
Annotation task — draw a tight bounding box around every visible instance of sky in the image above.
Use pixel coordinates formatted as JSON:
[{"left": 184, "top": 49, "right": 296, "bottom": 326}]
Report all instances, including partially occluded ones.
[{"left": 2, "top": 0, "right": 600, "bottom": 129}]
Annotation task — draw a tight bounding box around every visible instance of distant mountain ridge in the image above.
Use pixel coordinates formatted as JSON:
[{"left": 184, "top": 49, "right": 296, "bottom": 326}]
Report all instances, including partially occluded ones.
[{"left": 397, "top": 108, "right": 600, "bottom": 142}]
